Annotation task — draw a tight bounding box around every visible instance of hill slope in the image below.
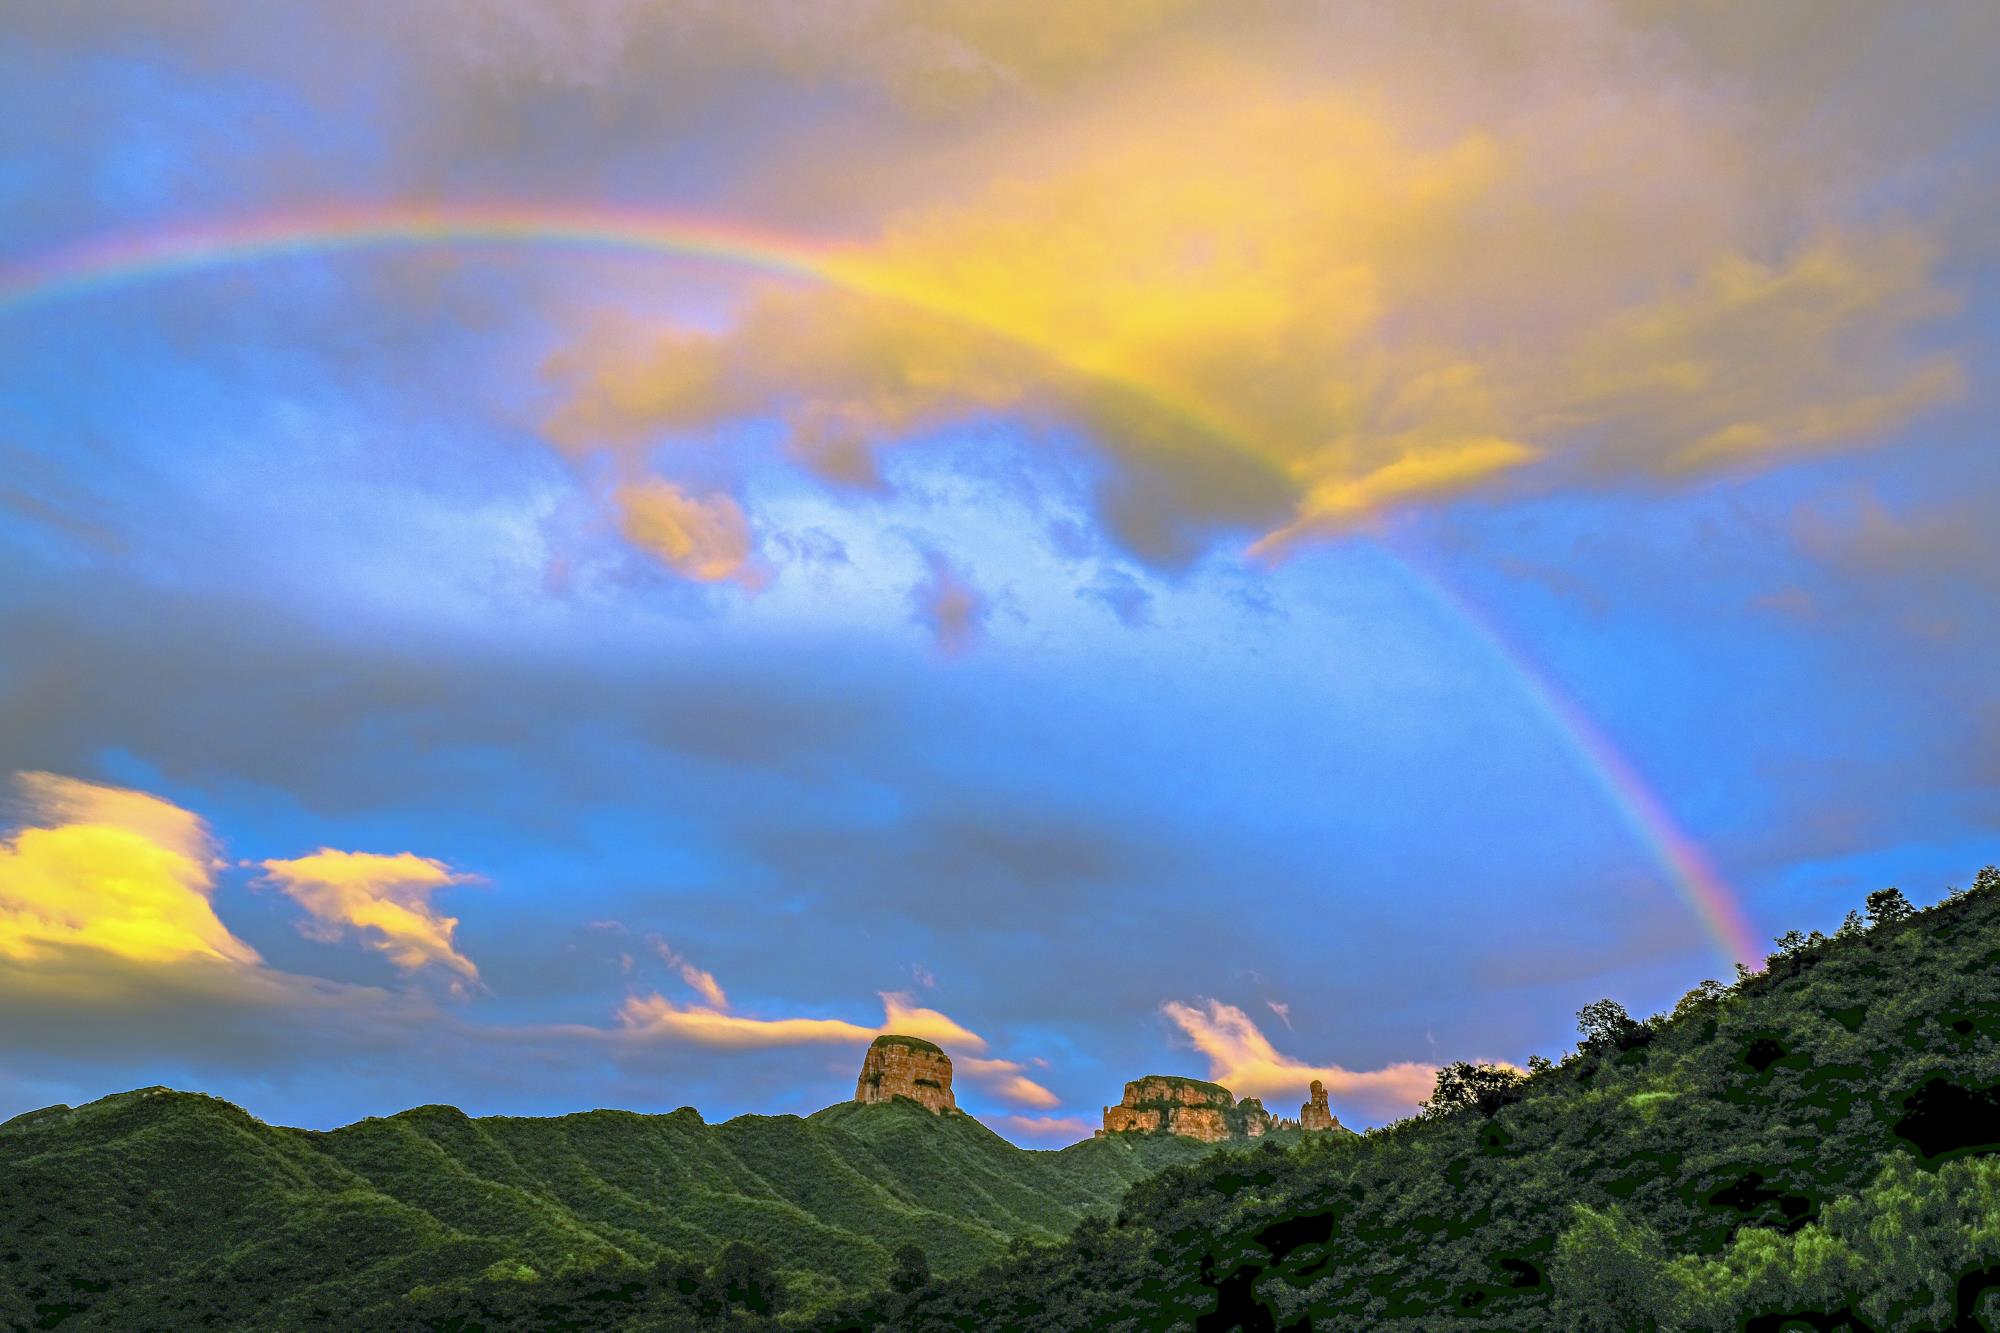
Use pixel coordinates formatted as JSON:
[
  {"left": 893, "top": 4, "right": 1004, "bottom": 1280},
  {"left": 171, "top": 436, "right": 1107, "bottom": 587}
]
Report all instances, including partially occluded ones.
[
  {"left": 828, "top": 872, "right": 2000, "bottom": 1331},
  {"left": 0, "top": 1087, "right": 1208, "bottom": 1329}
]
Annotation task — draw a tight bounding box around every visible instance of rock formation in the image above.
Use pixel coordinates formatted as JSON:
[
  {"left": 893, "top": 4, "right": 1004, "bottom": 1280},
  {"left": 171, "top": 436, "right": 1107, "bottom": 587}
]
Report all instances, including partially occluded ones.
[
  {"left": 1097, "top": 1075, "right": 1273, "bottom": 1142},
  {"left": 1300, "top": 1078, "right": 1345, "bottom": 1133},
  {"left": 854, "top": 1034, "right": 957, "bottom": 1114}
]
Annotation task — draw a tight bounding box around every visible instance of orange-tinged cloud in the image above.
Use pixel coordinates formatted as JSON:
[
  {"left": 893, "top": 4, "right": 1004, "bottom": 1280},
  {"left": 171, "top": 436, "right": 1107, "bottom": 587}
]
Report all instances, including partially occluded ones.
[
  {"left": 909, "top": 550, "right": 987, "bottom": 654},
  {"left": 997, "top": 1113, "right": 1096, "bottom": 1141},
  {"left": 959, "top": 1056, "right": 1060, "bottom": 1110},
  {"left": 1162, "top": 998, "right": 1437, "bottom": 1120},
  {"left": 614, "top": 980, "right": 1060, "bottom": 1107},
  {"left": 0, "top": 773, "right": 259, "bottom": 967},
  {"left": 650, "top": 936, "right": 729, "bottom": 1009},
  {"left": 612, "top": 479, "right": 760, "bottom": 584},
  {"left": 259, "top": 850, "right": 479, "bottom": 981}
]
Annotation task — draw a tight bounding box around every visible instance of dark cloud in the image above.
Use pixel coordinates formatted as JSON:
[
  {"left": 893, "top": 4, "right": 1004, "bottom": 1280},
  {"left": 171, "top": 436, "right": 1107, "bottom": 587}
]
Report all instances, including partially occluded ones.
[{"left": 0, "top": 578, "right": 891, "bottom": 820}]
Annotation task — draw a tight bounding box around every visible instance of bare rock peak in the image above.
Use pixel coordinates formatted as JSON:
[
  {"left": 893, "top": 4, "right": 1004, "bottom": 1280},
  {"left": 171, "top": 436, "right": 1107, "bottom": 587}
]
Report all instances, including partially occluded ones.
[
  {"left": 855, "top": 1034, "right": 957, "bottom": 1114},
  {"left": 1300, "top": 1077, "right": 1345, "bottom": 1133},
  {"left": 1098, "top": 1073, "right": 1273, "bottom": 1142}
]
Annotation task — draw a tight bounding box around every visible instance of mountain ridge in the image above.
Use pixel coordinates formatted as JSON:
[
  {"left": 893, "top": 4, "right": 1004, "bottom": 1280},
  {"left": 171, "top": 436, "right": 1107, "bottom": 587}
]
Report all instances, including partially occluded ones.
[{"left": 0, "top": 1074, "right": 1227, "bottom": 1329}]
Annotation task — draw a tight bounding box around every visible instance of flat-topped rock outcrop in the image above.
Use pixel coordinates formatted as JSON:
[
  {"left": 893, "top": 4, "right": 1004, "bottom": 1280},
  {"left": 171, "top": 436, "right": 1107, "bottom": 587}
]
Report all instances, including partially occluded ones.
[
  {"left": 854, "top": 1034, "right": 957, "bottom": 1114},
  {"left": 1097, "top": 1074, "right": 1272, "bottom": 1142}
]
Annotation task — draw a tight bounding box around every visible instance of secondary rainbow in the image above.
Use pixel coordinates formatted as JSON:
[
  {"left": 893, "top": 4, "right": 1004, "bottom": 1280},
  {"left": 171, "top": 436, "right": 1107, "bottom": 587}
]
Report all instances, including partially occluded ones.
[{"left": 0, "top": 201, "right": 1764, "bottom": 968}]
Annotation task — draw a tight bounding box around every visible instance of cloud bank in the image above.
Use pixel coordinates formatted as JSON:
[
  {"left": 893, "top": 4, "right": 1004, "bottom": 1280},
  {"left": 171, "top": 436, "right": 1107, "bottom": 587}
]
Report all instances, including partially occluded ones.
[{"left": 1163, "top": 998, "right": 1439, "bottom": 1122}]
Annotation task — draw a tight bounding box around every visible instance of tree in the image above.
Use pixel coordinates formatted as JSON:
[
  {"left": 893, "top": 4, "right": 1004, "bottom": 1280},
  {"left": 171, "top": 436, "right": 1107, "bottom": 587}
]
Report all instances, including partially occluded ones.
[
  {"left": 1550, "top": 1204, "right": 1685, "bottom": 1332},
  {"left": 1865, "top": 886, "right": 1914, "bottom": 928},
  {"left": 888, "top": 1244, "right": 930, "bottom": 1295},
  {"left": 1577, "top": 998, "right": 1643, "bottom": 1050},
  {"left": 1420, "top": 1061, "right": 1526, "bottom": 1118},
  {"left": 1671, "top": 979, "right": 1727, "bottom": 1021},
  {"left": 701, "top": 1241, "right": 782, "bottom": 1316},
  {"left": 1974, "top": 864, "right": 2000, "bottom": 897}
]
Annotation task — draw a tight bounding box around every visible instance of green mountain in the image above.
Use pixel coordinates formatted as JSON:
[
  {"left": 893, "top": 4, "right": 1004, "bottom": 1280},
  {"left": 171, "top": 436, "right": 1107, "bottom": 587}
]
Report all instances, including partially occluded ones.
[
  {"left": 11, "top": 873, "right": 1997, "bottom": 1332},
  {"left": 0, "top": 1081, "right": 1210, "bottom": 1330},
  {"left": 824, "top": 871, "right": 2000, "bottom": 1331}
]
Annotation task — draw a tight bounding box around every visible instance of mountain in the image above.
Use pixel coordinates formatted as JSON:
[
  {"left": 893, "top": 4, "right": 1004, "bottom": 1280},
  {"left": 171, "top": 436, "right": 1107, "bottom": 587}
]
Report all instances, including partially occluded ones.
[
  {"left": 0, "top": 1065, "right": 1212, "bottom": 1330},
  {"left": 823, "top": 871, "right": 2000, "bottom": 1332}
]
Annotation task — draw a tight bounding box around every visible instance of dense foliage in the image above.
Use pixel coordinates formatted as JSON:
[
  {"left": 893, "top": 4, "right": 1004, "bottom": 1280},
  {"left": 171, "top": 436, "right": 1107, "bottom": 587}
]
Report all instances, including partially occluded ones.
[
  {"left": 0, "top": 1082, "right": 1205, "bottom": 1329},
  {"left": 821, "top": 868, "right": 2000, "bottom": 1331},
  {"left": 6, "top": 868, "right": 1997, "bottom": 1330}
]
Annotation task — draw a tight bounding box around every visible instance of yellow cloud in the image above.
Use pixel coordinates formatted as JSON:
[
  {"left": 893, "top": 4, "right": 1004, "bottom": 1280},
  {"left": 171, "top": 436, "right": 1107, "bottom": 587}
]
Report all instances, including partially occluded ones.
[
  {"left": 612, "top": 479, "right": 761, "bottom": 584},
  {"left": 651, "top": 939, "right": 729, "bottom": 1010},
  {"left": 616, "top": 995, "right": 876, "bottom": 1048},
  {"left": 0, "top": 772, "right": 258, "bottom": 967},
  {"left": 545, "top": 45, "right": 1960, "bottom": 568},
  {"left": 258, "top": 850, "right": 479, "bottom": 982},
  {"left": 614, "top": 981, "right": 1060, "bottom": 1106},
  {"left": 877, "top": 991, "right": 988, "bottom": 1051},
  {"left": 1162, "top": 998, "right": 1437, "bottom": 1120}
]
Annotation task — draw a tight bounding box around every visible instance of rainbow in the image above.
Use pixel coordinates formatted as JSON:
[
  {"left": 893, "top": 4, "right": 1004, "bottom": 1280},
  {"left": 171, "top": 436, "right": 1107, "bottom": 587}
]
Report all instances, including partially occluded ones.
[
  {"left": 1390, "top": 553, "right": 1763, "bottom": 968},
  {"left": 0, "top": 201, "right": 1764, "bottom": 968},
  {"left": 0, "top": 204, "right": 835, "bottom": 313}
]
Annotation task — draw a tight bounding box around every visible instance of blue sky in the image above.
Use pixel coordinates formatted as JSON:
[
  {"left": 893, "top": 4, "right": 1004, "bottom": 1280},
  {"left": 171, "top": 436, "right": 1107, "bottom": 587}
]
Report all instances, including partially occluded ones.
[{"left": 1, "top": 1, "right": 1996, "bottom": 1143}]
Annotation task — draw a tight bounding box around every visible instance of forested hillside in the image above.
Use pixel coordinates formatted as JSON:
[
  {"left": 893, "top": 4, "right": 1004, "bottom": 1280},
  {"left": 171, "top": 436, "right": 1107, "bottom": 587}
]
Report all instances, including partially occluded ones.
[
  {"left": 0, "top": 1081, "right": 1206, "bottom": 1330},
  {"left": 7, "top": 870, "right": 1996, "bottom": 1332},
  {"left": 825, "top": 870, "right": 2000, "bottom": 1332}
]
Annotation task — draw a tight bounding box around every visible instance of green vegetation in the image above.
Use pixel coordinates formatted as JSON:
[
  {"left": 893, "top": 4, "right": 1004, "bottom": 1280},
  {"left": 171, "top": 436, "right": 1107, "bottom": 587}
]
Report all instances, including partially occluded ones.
[
  {"left": 1126, "top": 1075, "right": 1233, "bottom": 1102},
  {"left": 820, "top": 866, "right": 2000, "bottom": 1331},
  {"left": 0, "top": 1083, "right": 1206, "bottom": 1329},
  {"left": 865, "top": 1036, "right": 944, "bottom": 1056},
  {"left": 8, "top": 866, "right": 1999, "bottom": 1330}
]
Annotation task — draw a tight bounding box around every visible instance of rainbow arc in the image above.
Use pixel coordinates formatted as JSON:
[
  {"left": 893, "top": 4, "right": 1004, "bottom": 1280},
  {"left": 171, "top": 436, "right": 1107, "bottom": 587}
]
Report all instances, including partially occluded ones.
[{"left": 0, "top": 201, "right": 1763, "bottom": 967}]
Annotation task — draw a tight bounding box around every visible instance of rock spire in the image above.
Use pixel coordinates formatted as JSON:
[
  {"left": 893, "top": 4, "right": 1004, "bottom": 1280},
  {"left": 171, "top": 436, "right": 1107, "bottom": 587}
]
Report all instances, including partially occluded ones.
[{"left": 1300, "top": 1078, "right": 1344, "bottom": 1132}]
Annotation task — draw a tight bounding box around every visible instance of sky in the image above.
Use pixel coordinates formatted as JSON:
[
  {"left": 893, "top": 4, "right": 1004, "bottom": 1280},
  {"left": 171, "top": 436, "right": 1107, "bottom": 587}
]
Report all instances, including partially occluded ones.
[{"left": 1, "top": 1, "right": 1997, "bottom": 1145}]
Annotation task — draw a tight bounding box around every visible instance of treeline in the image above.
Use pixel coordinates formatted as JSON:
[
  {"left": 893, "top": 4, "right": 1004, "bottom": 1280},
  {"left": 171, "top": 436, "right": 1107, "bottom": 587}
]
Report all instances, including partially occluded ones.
[{"left": 813, "top": 867, "right": 2000, "bottom": 1331}]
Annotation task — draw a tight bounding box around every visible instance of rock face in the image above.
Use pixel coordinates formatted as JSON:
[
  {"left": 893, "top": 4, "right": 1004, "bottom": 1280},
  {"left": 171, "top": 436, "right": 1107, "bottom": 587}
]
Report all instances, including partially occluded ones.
[
  {"left": 854, "top": 1035, "right": 957, "bottom": 1114},
  {"left": 1098, "top": 1075, "right": 1273, "bottom": 1142},
  {"left": 1300, "top": 1078, "right": 1345, "bottom": 1133}
]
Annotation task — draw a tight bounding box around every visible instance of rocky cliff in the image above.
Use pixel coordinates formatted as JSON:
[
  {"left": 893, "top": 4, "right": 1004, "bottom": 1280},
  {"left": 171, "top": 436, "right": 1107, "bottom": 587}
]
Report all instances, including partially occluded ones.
[
  {"left": 1299, "top": 1078, "right": 1347, "bottom": 1133},
  {"left": 854, "top": 1034, "right": 957, "bottom": 1114},
  {"left": 1097, "top": 1074, "right": 1273, "bottom": 1142}
]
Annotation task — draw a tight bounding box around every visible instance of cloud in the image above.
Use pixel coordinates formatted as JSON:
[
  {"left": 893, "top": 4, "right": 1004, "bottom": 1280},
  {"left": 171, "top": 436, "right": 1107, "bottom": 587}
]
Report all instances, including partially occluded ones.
[
  {"left": 617, "top": 986, "right": 984, "bottom": 1050},
  {"left": 612, "top": 479, "right": 762, "bottom": 585},
  {"left": 996, "top": 1112, "right": 1096, "bottom": 1142},
  {"left": 613, "top": 980, "right": 1063, "bottom": 1107},
  {"left": 0, "top": 773, "right": 468, "bottom": 1092},
  {"left": 1162, "top": 998, "right": 1437, "bottom": 1121},
  {"left": 0, "top": 772, "right": 257, "bottom": 967},
  {"left": 959, "top": 1056, "right": 1060, "bottom": 1110},
  {"left": 258, "top": 850, "right": 480, "bottom": 983},
  {"left": 396, "top": 0, "right": 1206, "bottom": 112},
  {"left": 539, "top": 26, "right": 1966, "bottom": 573},
  {"left": 616, "top": 996, "right": 875, "bottom": 1048},
  {"left": 650, "top": 937, "right": 728, "bottom": 1009},
  {"left": 1079, "top": 567, "right": 1153, "bottom": 628},
  {"left": 878, "top": 991, "right": 988, "bottom": 1051},
  {"left": 909, "top": 549, "right": 988, "bottom": 653}
]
